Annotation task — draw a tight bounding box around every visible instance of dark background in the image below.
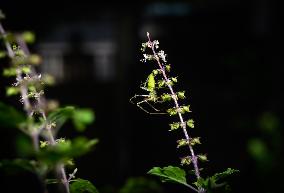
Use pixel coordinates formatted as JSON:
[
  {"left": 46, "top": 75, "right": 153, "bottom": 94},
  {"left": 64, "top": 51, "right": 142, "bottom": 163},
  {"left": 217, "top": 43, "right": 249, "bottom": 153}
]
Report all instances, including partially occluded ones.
[{"left": 0, "top": 1, "right": 283, "bottom": 193}]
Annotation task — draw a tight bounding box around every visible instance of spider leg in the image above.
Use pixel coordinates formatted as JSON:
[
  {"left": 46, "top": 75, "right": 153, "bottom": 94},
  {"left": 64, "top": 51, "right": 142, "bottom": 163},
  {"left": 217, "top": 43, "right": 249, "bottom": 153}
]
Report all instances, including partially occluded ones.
[
  {"left": 144, "top": 100, "right": 161, "bottom": 112},
  {"left": 137, "top": 100, "right": 166, "bottom": 115},
  {"left": 130, "top": 94, "right": 150, "bottom": 104}
]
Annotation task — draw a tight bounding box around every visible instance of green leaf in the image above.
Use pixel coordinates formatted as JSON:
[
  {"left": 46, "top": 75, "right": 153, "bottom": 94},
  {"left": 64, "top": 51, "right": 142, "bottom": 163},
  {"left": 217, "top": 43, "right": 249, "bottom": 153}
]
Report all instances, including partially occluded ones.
[
  {"left": 47, "top": 106, "right": 75, "bottom": 128},
  {"left": 47, "top": 106, "right": 95, "bottom": 131},
  {"left": 72, "top": 108, "right": 95, "bottom": 131},
  {"left": 194, "top": 168, "right": 239, "bottom": 191},
  {"left": 0, "top": 102, "right": 25, "bottom": 128},
  {"left": 0, "top": 159, "right": 36, "bottom": 174},
  {"left": 70, "top": 178, "right": 99, "bottom": 193},
  {"left": 38, "top": 137, "right": 98, "bottom": 165},
  {"left": 147, "top": 166, "right": 188, "bottom": 186},
  {"left": 247, "top": 138, "right": 269, "bottom": 160}
]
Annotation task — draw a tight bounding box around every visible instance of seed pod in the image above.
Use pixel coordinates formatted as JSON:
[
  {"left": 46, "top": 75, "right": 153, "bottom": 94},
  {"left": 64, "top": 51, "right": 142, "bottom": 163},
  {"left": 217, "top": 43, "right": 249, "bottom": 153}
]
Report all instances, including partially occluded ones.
[
  {"left": 197, "top": 154, "right": 208, "bottom": 162},
  {"left": 165, "top": 64, "right": 171, "bottom": 72},
  {"left": 177, "top": 91, "right": 185, "bottom": 99},
  {"left": 187, "top": 119, "right": 194, "bottom": 128},
  {"left": 181, "top": 156, "right": 191, "bottom": 166},
  {"left": 169, "top": 122, "right": 180, "bottom": 131},
  {"left": 189, "top": 137, "right": 201, "bottom": 146},
  {"left": 161, "top": 93, "right": 172, "bottom": 102},
  {"left": 177, "top": 139, "right": 188, "bottom": 148}
]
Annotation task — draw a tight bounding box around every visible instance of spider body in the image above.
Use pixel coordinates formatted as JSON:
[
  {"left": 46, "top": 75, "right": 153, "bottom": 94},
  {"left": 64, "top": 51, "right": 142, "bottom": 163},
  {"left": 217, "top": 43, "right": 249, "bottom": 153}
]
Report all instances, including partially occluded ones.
[{"left": 130, "top": 72, "right": 165, "bottom": 114}]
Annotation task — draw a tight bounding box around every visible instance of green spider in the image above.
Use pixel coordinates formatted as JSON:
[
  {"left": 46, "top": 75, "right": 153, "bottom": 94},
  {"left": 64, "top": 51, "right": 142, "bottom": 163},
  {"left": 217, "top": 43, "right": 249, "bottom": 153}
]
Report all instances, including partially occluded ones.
[{"left": 130, "top": 72, "right": 165, "bottom": 114}]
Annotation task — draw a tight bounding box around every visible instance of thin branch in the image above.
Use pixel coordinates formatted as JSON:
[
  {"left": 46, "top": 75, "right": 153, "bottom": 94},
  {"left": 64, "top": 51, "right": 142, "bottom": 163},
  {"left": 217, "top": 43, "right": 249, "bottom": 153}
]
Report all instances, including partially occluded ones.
[
  {"left": 146, "top": 32, "right": 201, "bottom": 180},
  {"left": 16, "top": 36, "right": 70, "bottom": 193},
  {"left": 1, "top": 22, "right": 70, "bottom": 193}
]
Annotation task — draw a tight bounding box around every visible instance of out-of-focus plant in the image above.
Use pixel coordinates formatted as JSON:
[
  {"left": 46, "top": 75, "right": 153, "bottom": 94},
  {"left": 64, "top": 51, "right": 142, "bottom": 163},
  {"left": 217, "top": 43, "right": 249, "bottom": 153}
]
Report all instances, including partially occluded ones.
[
  {"left": 0, "top": 10, "right": 98, "bottom": 193},
  {"left": 130, "top": 32, "right": 239, "bottom": 193},
  {"left": 119, "top": 177, "right": 164, "bottom": 193},
  {"left": 247, "top": 111, "right": 283, "bottom": 193}
]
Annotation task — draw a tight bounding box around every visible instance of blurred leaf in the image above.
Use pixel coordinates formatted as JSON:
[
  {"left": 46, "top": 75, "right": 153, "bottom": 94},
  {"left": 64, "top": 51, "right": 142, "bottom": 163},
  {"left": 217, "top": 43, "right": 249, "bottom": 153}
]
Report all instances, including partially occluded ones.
[
  {"left": 147, "top": 166, "right": 189, "bottom": 187},
  {"left": 247, "top": 138, "right": 269, "bottom": 161},
  {"left": 247, "top": 138, "right": 273, "bottom": 171},
  {"left": 6, "top": 86, "right": 20, "bottom": 96},
  {"left": 38, "top": 137, "right": 98, "bottom": 165},
  {"left": 0, "top": 50, "right": 6, "bottom": 58},
  {"left": 70, "top": 178, "right": 99, "bottom": 193},
  {"left": 120, "top": 177, "right": 163, "bottom": 193},
  {"left": 0, "top": 102, "right": 25, "bottom": 128},
  {"left": 22, "top": 31, "right": 35, "bottom": 44},
  {"left": 3, "top": 67, "right": 17, "bottom": 77},
  {"left": 194, "top": 168, "right": 239, "bottom": 192},
  {"left": 0, "top": 159, "right": 36, "bottom": 174},
  {"left": 212, "top": 168, "right": 239, "bottom": 182},
  {"left": 258, "top": 112, "right": 279, "bottom": 133},
  {"left": 72, "top": 108, "right": 95, "bottom": 131},
  {"left": 15, "top": 134, "right": 34, "bottom": 157},
  {"left": 47, "top": 106, "right": 95, "bottom": 131},
  {"left": 42, "top": 74, "right": 55, "bottom": 85},
  {"left": 47, "top": 106, "right": 75, "bottom": 129},
  {"left": 28, "top": 54, "right": 42, "bottom": 65}
]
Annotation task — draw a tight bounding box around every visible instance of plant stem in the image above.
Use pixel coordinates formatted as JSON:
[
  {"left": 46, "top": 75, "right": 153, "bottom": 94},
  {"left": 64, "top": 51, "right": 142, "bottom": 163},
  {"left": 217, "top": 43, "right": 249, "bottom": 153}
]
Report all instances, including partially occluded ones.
[
  {"left": 16, "top": 37, "right": 70, "bottom": 193},
  {"left": 1, "top": 22, "right": 70, "bottom": 193},
  {"left": 147, "top": 33, "right": 201, "bottom": 180}
]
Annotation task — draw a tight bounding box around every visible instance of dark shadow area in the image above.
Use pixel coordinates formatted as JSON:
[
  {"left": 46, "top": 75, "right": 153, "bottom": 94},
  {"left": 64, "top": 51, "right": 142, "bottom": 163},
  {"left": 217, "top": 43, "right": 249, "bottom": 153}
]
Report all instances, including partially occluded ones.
[{"left": 0, "top": 1, "right": 283, "bottom": 193}]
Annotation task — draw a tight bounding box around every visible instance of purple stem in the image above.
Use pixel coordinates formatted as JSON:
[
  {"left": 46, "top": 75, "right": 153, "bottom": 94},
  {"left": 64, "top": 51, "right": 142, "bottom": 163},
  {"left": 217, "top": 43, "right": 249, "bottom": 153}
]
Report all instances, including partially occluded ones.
[
  {"left": 147, "top": 33, "right": 201, "bottom": 180},
  {"left": 1, "top": 22, "right": 70, "bottom": 193}
]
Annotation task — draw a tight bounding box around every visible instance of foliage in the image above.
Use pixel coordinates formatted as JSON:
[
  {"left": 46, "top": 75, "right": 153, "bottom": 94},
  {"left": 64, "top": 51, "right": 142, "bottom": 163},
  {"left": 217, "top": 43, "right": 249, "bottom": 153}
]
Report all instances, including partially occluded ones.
[
  {"left": 70, "top": 179, "right": 99, "bottom": 193},
  {"left": 0, "top": 102, "right": 26, "bottom": 128},
  {"left": 119, "top": 177, "right": 163, "bottom": 193},
  {"left": 147, "top": 166, "right": 188, "bottom": 186},
  {"left": 131, "top": 33, "right": 238, "bottom": 193},
  {"left": 0, "top": 10, "right": 98, "bottom": 193}
]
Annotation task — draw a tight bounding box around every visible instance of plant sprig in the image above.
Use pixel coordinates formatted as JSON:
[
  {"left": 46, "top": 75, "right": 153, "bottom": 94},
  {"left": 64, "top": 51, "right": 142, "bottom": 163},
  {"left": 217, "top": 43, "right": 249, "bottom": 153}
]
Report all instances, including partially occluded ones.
[
  {"left": 131, "top": 32, "right": 238, "bottom": 193},
  {"left": 0, "top": 12, "right": 97, "bottom": 193}
]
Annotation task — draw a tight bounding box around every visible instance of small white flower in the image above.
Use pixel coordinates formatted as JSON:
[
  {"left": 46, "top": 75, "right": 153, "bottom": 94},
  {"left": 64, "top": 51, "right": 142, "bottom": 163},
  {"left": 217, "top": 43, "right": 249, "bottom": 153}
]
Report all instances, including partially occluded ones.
[
  {"left": 153, "top": 40, "right": 159, "bottom": 49},
  {"left": 158, "top": 50, "right": 167, "bottom": 63}
]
